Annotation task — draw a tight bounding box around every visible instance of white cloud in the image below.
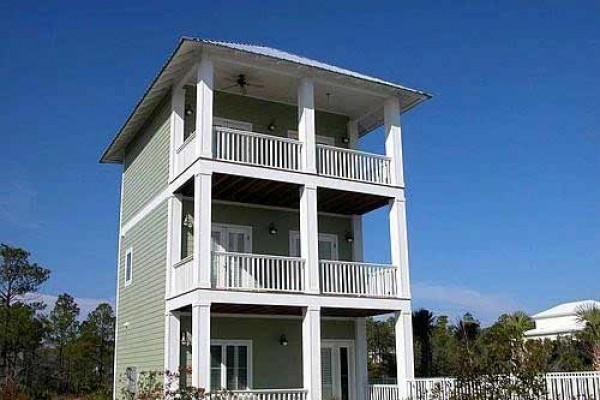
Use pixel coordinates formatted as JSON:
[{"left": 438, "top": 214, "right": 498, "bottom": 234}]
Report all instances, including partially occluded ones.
[
  {"left": 25, "top": 293, "right": 114, "bottom": 318},
  {"left": 411, "top": 281, "right": 519, "bottom": 325}
]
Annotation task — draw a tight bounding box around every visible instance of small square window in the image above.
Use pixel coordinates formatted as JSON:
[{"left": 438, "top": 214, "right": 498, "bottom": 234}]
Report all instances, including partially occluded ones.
[{"left": 125, "top": 248, "right": 133, "bottom": 287}]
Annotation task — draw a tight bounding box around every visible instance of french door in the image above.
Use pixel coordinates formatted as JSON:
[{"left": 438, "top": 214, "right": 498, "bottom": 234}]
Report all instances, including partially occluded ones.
[
  {"left": 322, "top": 341, "right": 355, "bottom": 400},
  {"left": 289, "top": 231, "right": 339, "bottom": 260},
  {"left": 211, "top": 224, "right": 252, "bottom": 287},
  {"left": 210, "top": 340, "right": 252, "bottom": 390}
]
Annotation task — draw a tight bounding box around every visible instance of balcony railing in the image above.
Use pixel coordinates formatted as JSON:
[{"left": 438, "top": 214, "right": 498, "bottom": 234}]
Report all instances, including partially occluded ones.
[
  {"left": 319, "top": 260, "right": 398, "bottom": 298},
  {"left": 171, "top": 256, "right": 194, "bottom": 295},
  {"left": 317, "top": 144, "right": 391, "bottom": 185},
  {"left": 212, "top": 251, "right": 305, "bottom": 293},
  {"left": 206, "top": 389, "right": 308, "bottom": 400},
  {"left": 214, "top": 127, "right": 303, "bottom": 171},
  {"left": 175, "top": 132, "right": 197, "bottom": 175}
]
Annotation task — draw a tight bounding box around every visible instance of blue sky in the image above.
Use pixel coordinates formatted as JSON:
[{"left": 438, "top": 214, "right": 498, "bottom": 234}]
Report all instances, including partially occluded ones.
[{"left": 1, "top": 1, "right": 598, "bottom": 323}]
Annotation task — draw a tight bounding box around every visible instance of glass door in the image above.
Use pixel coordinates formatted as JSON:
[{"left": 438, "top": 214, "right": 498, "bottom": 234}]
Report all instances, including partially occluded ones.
[{"left": 321, "top": 341, "right": 355, "bottom": 400}]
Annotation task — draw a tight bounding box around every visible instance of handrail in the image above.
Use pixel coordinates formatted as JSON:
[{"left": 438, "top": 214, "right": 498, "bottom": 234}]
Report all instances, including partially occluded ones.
[
  {"left": 320, "top": 260, "right": 397, "bottom": 268},
  {"left": 316, "top": 143, "right": 391, "bottom": 160},
  {"left": 176, "top": 131, "right": 196, "bottom": 153},
  {"left": 214, "top": 126, "right": 303, "bottom": 145},
  {"left": 213, "top": 251, "right": 304, "bottom": 262},
  {"left": 173, "top": 256, "right": 193, "bottom": 268}
]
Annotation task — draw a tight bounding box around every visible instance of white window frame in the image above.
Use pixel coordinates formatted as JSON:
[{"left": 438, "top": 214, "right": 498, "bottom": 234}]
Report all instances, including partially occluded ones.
[
  {"left": 124, "top": 247, "right": 133, "bottom": 287},
  {"left": 289, "top": 231, "right": 339, "bottom": 260},
  {"left": 211, "top": 340, "right": 253, "bottom": 390},
  {"left": 287, "top": 130, "right": 336, "bottom": 146},
  {"left": 321, "top": 340, "right": 356, "bottom": 400},
  {"left": 211, "top": 223, "right": 253, "bottom": 253},
  {"left": 214, "top": 117, "right": 253, "bottom": 132}
]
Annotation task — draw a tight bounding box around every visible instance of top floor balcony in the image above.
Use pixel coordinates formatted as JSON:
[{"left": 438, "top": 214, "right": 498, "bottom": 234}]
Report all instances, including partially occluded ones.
[
  {"left": 176, "top": 124, "right": 392, "bottom": 185},
  {"left": 170, "top": 54, "right": 407, "bottom": 188}
]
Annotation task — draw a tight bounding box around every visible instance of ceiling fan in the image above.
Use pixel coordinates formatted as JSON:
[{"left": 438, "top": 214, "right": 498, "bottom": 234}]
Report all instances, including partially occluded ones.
[{"left": 220, "top": 74, "right": 264, "bottom": 95}]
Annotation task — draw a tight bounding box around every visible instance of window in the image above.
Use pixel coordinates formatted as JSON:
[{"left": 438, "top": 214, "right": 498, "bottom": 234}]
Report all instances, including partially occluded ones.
[
  {"left": 289, "top": 231, "right": 339, "bottom": 260},
  {"left": 210, "top": 341, "right": 252, "bottom": 390},
  {"left": 214, "top": 117, "right": 253, "bottom": 132},
  {"left": 287, "top": 130, "right": 336, "bottom": 146},
  {"left": 125, "top": 248, "right": 133, "bottom": 287}
]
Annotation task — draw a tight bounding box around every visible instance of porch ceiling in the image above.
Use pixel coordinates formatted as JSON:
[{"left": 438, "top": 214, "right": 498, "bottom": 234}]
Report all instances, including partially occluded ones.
[
  {"left": 178, "top": 174, "right": 391, "bottom": 215},
  {"left": 317, "top": 187, "right": 390, "bottom": 215},
  {"left": 321, "top": 308, "right": 394, "bottom": 318},
  {"left": 211, "top": 303, "right": 303, "bottom": 316}
]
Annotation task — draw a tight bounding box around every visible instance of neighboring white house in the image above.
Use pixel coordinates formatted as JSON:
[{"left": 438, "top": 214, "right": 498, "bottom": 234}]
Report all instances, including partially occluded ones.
[{"left": 524, "top": 300, "right": 600, "bottom": 340}]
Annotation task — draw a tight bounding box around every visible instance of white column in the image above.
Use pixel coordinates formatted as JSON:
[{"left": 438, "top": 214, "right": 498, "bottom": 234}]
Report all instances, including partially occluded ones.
[
  {"left": 170, "top": 87, "right": 185, "bottom": 179},
  {"left": 351, "top": 215, "right": 363, "bottom": 262},
  {"left": 384, "top": 97, "right": 404, "bottom": 187},
  {"left": 354, "top": 317, "right": 368, "bottom": 400},
  {"left": 191, "top": 301, "right": 211, "bottom": 390},
  {"left": 298, "top": 77, "right": 316, "bottom": 173},
  {"left": 347, "top": 120, "right": 359, "bottom": 150},
  {"left": 193, "top": 172, "right": 213, "bottom": 288},
  {"left": 300, "top": 185, "right": 319, "bottom": 293},
  {"left": 195, "top": 57, "right": 214, "bottom": 159},
  {"left": 395, "top": 310, "right": 415, "bottom": 398},
  {"left": 167, "top": 195, "right": 182, "bottom": 296},
  {"left": 302, "top": 305, "right": 322, "bottom": 400},
  {"left": 389, "top": 198, "right": 411, "bottom": 299},
  {"left": 165, "top": 311, "right": 181, "bottom": 375}
]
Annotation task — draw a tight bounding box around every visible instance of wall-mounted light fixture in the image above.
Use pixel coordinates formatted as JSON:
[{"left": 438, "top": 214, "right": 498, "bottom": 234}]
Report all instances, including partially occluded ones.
[
  {"left": 185, "top": 107, "right": 194, "bottom": 116},
  {"left": 345, "top": 232, "right": 354, "bottom": 243},
  {"left": 269, "top": 223, "right": 278, "bottom": 235},
  {"left": 181, "top": 332, "right": 191, "bottom": 347},
  {"left": 279, "top": 334, "right": 289, "bottom": 346},
  {"left": 183, "top": 215, "right": 194, "bottom": 228},
  {"left": 341, "top": 137, "right": 350, "bottom": 144},
  {"left": 268, "top": 121, "right": 277, "bottom": 132}
]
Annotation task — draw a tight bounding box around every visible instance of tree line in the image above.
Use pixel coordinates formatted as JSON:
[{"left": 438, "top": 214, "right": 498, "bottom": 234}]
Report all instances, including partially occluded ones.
[
  {"left": 368, "top": 308, "right": 600, "bottom": 382},
  {"left": 0, "top": 244, "right": 115, "bottom": 400}
]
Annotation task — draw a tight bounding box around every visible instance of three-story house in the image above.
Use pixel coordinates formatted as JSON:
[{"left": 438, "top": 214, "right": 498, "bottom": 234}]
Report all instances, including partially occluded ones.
[{"left": 101, "top": 38, "right": 431, "bottom": 400}]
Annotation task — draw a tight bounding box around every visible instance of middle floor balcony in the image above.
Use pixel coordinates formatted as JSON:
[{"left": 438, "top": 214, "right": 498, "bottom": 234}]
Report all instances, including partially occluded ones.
[{"left": 168, "top": 177, "right": 404, "bottom": 301}]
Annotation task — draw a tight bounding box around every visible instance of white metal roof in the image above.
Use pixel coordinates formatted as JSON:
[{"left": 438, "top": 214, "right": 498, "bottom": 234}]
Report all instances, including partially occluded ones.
[
  {"left": 532, "top": 300, "right": 600, "bottom": 319},
  {"left": 100, "top": 37, "right": 431, "bottom": 163}
]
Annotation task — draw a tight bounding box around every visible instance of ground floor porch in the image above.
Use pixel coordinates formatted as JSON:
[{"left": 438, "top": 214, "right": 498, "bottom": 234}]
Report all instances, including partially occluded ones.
[{"left": 165, "top": 304, "right": 414, "bottom": 400}]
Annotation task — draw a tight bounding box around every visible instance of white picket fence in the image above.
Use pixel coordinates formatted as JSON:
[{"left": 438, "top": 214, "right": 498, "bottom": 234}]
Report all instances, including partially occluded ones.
[
  {"left": 214, "top": 127, "right": 303, "bottom": 171},
  {"left": 319, "top": 261, "right": 398, "bottom": 298},
  {"left": 212, "top": 251, "right": 305, "bottom": 293},
  {"left": 368, "top": 371, "right": 600, "bottom": 400}
]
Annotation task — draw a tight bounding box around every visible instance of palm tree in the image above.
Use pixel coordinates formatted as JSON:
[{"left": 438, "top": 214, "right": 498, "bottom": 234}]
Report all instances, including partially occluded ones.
[
  {"left": 576, "top": 304, "right": 600, "bottom": 370},
  {"left": 412, "top": 309, "right": 435, "bottom": 377}
]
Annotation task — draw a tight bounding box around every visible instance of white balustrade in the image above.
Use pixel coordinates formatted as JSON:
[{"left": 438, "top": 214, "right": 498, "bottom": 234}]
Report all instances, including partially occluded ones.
[
  {"left": 171, "top": 256, "right": 194, "bottom": 295},
  {"left": 212, "top": 251, "right": 305, "bottom": 293},
  {"left": 369, "top": 372, "right": 600, "bottom": 400},
  {"left": 320, "top": 261, "right": 398, "bottom": 298},
  {"left": 206, "top": 389, "right": 308, "bottom": 400},
  {"left": 317, "top": 144, "right": 392, "bottom": 185},
  {"left": 175, "top": 132, "right": 197, "bottom": 175},
  {"left": 546, "top": 371, "right": 600, "bottom": 400},
  {"left": 214, "top": 127, "right": 303, "bottom": 171}
]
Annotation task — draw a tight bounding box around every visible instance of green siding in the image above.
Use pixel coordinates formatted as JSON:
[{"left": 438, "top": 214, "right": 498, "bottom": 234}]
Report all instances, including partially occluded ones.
[
  {"left": 121, "top": 97, "right": 171, "bottom": 224},
  {"left": 115, "top": 201, "right": 168, "bottom": 394},
  {"left": 180, "top": 202, "right": 353, "bottom": 260},
  {"left": 214, "top": 92, "right": 350, "bottom": 146},
  {"left": 179, "top": 316, "right": 355, "bottom": 389}
]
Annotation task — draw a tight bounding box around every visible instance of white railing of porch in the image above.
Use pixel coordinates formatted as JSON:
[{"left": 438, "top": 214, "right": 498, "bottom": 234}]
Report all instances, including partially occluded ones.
[
  {"left": 212, "top": 251, "right": 305, "bottom": 293},
  {"left": 368, "top": 384, "right": 400, "bottom": 400},
  {"left": 369, "top": 371, "right": 600, "bottom": 400},
  {"left": 171, "top": 256, "right": 194, "bottom": 295},
  {"left": 546, "top": 371, "right": 600, "bottom": 400},
  {"left": 214, "top": 127, "right": 303, "bottom": 171},
  {"left": 319, "top": 261, "right": 398, "bottom": 298},
  {"left": 206, "top": 389, "right": 308, "bottom": 400},
  {"left": 175, "top": 132, "right": 197, "bottom": 175},
  {"left": 317, "top": 144, "right": 392, "bottom": 185}
]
